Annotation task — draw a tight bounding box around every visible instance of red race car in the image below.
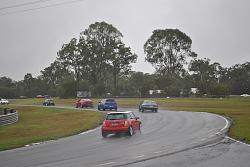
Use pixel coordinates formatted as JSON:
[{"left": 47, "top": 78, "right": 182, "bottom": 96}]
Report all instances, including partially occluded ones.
[
  {"left": 75, "top": 99, "right": 93, "bottom": 108},
  {"left": 101, "top": 111, "right": 141, "bottom": 137}
]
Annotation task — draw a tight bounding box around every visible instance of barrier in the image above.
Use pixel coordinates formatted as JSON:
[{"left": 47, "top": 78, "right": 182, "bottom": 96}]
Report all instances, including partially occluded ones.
[{"left": 0, "top": 108, "right": 18, "bottom": 126}]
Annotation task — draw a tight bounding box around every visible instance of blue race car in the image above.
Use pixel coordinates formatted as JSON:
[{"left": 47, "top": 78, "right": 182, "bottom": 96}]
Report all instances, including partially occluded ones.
[{"left": 98, "top": 99, "right": 117, "bottom": 111}]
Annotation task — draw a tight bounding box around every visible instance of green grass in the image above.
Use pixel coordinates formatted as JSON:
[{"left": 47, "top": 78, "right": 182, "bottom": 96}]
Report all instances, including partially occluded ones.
[
  {"left": 7, "top": 97, "right": 250, "bottom": 145},
  {"left": 0, "top": 105, "right": 104, "bottom": 151}
]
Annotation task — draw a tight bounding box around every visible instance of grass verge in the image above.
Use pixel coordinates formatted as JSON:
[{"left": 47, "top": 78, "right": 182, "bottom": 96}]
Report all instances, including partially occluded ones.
[{"left": 0, "top": 105, "right": 103, "bottom": 151}]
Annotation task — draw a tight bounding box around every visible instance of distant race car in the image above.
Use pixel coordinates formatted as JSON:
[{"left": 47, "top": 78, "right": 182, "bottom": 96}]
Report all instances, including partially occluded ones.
[
  {"left": 0, "top": 98, "right": 9, "bottom": 105},
  {"left": 240, "top": 94, "right": 250, "bottom": 97},
  {"left": 139, "top": 100, "right": 158, "bottom": 112},
  {"left": 36, "top": 95, "right": 44, "bottom": 98},
  {"left": 43, "top": 99, "right": 55, "bottom": 106},
  {"left": 98, "top": 99, "right": 117, "bottom": 111},
  {"left": 101, "top": 111, "right": 141, "bottom": 137},
  {"left": 75, "top": 99, "right": 93, "bottom": 108}
]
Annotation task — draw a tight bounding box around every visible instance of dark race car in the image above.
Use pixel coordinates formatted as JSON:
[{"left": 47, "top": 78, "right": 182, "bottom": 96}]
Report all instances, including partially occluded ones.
[
  {"left": 139, "top": 100, "right": 158, "bottom": 112},
  {"left": 43, "top": 99, "right": 55, "bottom": 106}
]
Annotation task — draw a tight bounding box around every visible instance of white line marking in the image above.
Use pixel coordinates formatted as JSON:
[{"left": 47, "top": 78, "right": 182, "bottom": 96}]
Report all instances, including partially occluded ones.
[
  {"left": 25, "top": 140, "right": 55, "bottom": 147},
  {"left": 225, "top": 136, "right": 250, "bottom": 147},
  {"left": 201, "top": 138, "right": 207, "bottom": 141},
  {"left": 135, "top": 155, "right": 145, "bottom": 158},
  {"left": 217, "top": 115, "right": 230, "bottom": 132},
  {"left": 215, "top": 114, "right": 250, "bottom": 146},
  {"left": 95, "top": 162, "right": 116, "bottom": 166}
]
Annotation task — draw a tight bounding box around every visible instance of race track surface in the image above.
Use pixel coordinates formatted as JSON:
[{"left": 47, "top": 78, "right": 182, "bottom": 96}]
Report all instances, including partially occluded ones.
[{"left": 0, "top": 108, "right": 250, "bottom": 167}]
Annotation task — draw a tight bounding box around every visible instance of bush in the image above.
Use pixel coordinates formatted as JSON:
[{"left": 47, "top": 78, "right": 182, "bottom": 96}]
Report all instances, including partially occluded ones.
[{"left": 212, "top": 84, "right": 230, "bottom": 97}]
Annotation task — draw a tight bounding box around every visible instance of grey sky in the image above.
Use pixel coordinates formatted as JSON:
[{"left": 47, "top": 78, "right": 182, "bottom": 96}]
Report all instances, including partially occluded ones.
[{"left": 0, "top": 0, "right": 249, "bottom": 81}]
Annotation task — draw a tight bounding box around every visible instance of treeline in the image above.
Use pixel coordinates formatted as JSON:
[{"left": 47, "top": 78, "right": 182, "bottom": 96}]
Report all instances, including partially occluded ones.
[{"left": 1, "top": 21, "right": 249, "bottom": 98}]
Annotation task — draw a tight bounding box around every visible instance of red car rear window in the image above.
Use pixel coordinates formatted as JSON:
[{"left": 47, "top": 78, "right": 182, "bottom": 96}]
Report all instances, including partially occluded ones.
[{"left": 106, "top": 113, "right": 127, "bottom": 120}]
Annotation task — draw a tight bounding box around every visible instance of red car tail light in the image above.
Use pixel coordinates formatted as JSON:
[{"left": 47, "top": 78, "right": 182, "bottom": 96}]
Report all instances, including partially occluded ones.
[
  {"left": 102, "top": 121, "right": 107, "bottom": 127},
  {"left": 124, "top": 121, "right": 129, "bottom": 127}
]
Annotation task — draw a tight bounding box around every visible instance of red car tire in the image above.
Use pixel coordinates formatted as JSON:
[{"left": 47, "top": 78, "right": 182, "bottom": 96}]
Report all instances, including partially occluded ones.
[
  {"left": 102, "top": 131, "right": 108, "bottom": 138},
  {"left": 128, "top": 126, "right": 134, "bottom": 136}
]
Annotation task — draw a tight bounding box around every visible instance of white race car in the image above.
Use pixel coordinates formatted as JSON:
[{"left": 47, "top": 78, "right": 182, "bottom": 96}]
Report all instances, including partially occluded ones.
[{"left": 0, "top": 98, "right": 9, "bottom": 105}]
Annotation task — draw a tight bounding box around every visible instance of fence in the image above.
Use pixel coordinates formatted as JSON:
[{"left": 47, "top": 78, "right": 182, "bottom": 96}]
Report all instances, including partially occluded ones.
[{"left": 0, "top": 108, "right": 18, "bottom": 126}]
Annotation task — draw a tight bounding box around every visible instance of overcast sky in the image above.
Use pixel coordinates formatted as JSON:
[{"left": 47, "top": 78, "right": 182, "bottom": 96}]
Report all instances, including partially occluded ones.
[{"left": 0, "top": 0, "right": 249, "bottom": 81}]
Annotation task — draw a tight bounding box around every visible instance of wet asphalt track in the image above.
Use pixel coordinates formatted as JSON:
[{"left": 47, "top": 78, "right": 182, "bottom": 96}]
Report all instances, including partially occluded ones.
[{"left": 0, "top": 107, "right": 250, "bottom": 167}]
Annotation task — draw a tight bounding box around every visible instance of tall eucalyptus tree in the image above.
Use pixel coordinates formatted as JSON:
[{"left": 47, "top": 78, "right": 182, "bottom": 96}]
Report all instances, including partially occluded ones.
[
  {"left": 80, "top": 21, "right": 137, "bottom": 95},
  {"left": 57, "top": 38, "right": 83, "bottom": 90},
  {"left": 144, "top": 28, "right": 196, "bottom": 75}
]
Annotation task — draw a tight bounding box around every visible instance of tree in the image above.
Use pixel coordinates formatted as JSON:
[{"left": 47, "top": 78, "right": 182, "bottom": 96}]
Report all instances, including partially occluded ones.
[
  {"left": 80, "top": 22, "right": 121, "bottom": 87},
  {"left": 41, "top": 61, "right": 71, "bottom": 86},
  {"left": 0, "top": 77, "right": 17, "bottom": 98},
  {"left": 212, "top": 83, "right": 230, "bottom": 97},
  {"left": 56, "top": 80, "right": 76, "bottom": 98},
  {"left": 57, "top": 38, "right": 83, "bottom": 91},
  {"left": 129, "top": 72, "right": 156, "bottom": 97},
  {"left": 80, "top": 21, "right": 137, "bottom": 96},
  {"left": 189, "top": 58, "right": 221, "bottom": 95},
  {"left": 109, "top": 43, "right": 137, "bottom": 95},
  {"left": 227, "top": 62, "right": 250, "bottom": 95},
  {"left": 0, "top": 77, "right": 15, "bottom": 87},
  {"left": 21, "top": 73, "right": 46, "bottom": 97},
  {"left": 144, "top": 28, "right": 196, "bottom": 75},
  {"left": 154, "top": 73, "right": 185, "bottom": 97},
  {"left": 23, "top": 73, "right": 34, "bottom": 97}
]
